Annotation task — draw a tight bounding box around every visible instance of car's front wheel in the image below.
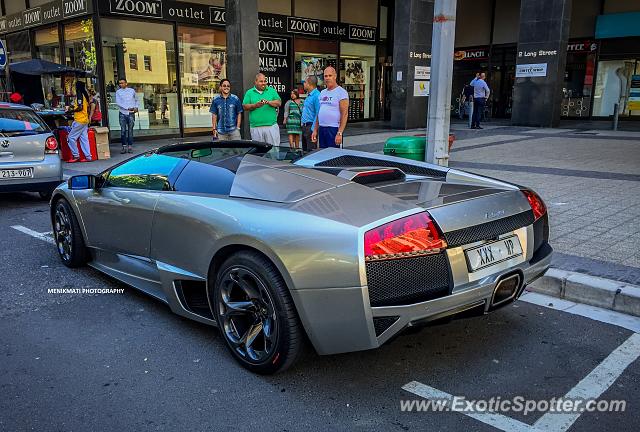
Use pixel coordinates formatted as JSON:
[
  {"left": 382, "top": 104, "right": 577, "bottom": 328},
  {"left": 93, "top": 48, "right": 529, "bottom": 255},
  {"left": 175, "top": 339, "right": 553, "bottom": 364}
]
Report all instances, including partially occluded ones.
[
  {"left": 211, "top": 251, "right": 304, "bottom": 374},
  {"left": 52, "top": 198, "right": 89, "bottom": 268}
]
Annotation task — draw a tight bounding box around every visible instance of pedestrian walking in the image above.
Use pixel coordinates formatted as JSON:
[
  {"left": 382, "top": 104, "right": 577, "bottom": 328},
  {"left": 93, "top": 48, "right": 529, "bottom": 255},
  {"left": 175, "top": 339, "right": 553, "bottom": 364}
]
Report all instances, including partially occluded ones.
[
  {"left": 65, "top": 81, "right": 92, "bottom": 163},
  {"left": 242, "top": 73, "right": 281, "bottom": 146},
  {"left": 311, "top": 66, "right": 349, "bottom": 148},
  {"left": 210, "top": 78, "right": 243, "bottom": 141},
  {"left": 461, "top": 77, "right": 476, "bottom": 128},
  {"left": 115, "top": 78, "right": 138, "bottom": 154},
  {"left": 470, "top": 72, "right": 490, "bottom": 129},
  {"left": 301, "top": 75, "right": 320, "bottom": 152},
  {"left": 284, "top": 90, "right": 303, "bottom": 149}
]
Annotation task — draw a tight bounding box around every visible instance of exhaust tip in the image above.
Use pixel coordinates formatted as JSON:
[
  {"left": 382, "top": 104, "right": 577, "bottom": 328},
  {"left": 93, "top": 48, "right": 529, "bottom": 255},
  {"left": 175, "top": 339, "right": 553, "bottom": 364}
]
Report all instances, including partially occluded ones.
[{"left": 491, "top": 273, "right": 522, "bottom": 308}]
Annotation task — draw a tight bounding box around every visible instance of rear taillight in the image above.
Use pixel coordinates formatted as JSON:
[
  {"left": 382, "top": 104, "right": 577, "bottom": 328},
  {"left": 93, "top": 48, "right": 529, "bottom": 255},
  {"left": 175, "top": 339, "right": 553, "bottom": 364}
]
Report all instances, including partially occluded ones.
[
  {"left": 45, "top": 136, "right": 58, "bottom": 154},
  {"left": 364, "top": 212, "right": 447, "bottom": 261},
  {"left": 522, "top": 190, "right": 546, "bottom": 221}
]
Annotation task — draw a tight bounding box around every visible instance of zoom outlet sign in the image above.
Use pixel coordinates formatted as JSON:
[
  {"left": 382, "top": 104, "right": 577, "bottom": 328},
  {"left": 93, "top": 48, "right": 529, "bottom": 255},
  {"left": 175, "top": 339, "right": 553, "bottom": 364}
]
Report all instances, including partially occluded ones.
[{"left": 110, "top": 0, "right": 162, "bottom": 18}]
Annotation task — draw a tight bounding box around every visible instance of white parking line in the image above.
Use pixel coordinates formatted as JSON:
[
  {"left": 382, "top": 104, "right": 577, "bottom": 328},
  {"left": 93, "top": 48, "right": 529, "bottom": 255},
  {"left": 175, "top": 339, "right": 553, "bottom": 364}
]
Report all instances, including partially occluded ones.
[
  {"left": 10, "top": 225, "right": 55, "bottom": 245},
  {"left": 520, "top": 291, "right": 640, "bottom": 333},
  {"left": 403, "top": 333, "right": 640, "bottom": 431},
  {"left": 402, "top": 381, "right": 535, "bottom": 432},
  {"left": 403, "top": 297, "right": 640, "bottom": 432}
]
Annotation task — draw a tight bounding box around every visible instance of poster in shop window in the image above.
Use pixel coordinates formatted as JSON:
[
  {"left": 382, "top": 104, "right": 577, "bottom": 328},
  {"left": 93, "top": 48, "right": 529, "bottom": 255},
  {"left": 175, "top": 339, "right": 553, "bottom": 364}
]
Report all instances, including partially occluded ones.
[
  {"left": 301, "top": 57, "right": 325, "bottom": 87},
  {"left": 344, "top": 60, "right": 367, "bottom": 85},
  {"left": 190, "top": 49, "right": 226, "bottom": 83},
  {"left": 629, "top": 75, "right": 640, "bottom": 111}
]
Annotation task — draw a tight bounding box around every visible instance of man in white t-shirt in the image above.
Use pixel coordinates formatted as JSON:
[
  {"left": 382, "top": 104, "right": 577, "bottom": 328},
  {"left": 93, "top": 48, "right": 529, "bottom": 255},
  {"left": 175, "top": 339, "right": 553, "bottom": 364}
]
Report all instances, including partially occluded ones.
[{"left": 311, "top": 66, "right": 349, "bottom": 148}]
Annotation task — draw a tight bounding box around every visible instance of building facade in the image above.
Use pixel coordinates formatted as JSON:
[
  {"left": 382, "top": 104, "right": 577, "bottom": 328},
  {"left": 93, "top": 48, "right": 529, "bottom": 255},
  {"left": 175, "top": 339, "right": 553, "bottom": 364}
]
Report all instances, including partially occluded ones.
[{"left": 0, "top": 0, "right": 638, "bottom": 140}]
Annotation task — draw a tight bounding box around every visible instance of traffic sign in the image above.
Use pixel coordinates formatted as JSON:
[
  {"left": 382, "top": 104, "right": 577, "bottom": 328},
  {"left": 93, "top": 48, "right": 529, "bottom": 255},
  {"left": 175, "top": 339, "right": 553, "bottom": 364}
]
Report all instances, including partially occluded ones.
[{"left": 0, "top": 39, "right": 6, "bottom": 69}]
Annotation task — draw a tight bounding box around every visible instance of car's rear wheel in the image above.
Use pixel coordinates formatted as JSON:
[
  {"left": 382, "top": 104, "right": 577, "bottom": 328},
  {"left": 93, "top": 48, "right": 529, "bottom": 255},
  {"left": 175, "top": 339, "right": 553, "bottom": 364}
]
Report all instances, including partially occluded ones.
[
  {"left": 211, "top": 251, "right": 303, "bottom": 374},
  {"left": 53, "top": 198, "right": 89, "bottom": 268}
]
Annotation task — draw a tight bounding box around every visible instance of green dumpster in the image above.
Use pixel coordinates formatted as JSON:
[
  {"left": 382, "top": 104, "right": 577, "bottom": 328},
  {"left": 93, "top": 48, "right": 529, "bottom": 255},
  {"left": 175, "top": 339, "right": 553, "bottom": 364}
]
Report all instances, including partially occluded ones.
[{"left": 383, "top": 136, "right": 426, "bottom": 161}]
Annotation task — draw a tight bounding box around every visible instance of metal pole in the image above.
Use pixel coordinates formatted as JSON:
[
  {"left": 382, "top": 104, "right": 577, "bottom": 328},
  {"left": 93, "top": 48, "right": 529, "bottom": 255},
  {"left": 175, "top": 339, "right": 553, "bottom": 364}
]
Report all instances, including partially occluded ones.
[
  {"left": 613, "top": 103, "right": 619, "bottom": 131},
  {"left": 425, "top": 0, "right": 457, "bottom": 166}
]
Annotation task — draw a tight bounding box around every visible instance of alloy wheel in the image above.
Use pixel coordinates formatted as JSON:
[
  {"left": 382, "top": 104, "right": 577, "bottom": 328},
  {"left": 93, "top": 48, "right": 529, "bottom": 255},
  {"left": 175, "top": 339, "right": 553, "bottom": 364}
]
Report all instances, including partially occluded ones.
[
  {"left": 217, "top": 266, "right": 278, "bottom": 363},
  {"left": 54, "top": 203, "right": 73, "bottom": 262}
]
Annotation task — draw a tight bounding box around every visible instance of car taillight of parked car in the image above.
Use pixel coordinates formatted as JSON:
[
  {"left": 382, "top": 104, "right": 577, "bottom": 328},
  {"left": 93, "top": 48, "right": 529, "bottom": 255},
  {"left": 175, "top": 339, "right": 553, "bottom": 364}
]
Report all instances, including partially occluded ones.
[
  {"left": 364, "top": 212, "right": 447, "bottom": 261},
  {"left": 45, "top": 136, "right": 58, "bottom": 154},
  {"left": 522, "top": 190, "right": 547, "bottom": 221}
]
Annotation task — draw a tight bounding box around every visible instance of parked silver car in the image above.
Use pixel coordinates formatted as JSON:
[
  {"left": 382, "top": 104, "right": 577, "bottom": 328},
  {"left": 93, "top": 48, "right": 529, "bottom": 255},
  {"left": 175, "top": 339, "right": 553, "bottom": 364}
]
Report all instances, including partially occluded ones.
[
  {"left": 50, "top": 141, "right": 552, "bottom": 374},
  {"left": 0, "top": 103, "right": 63, "bottom": 198}
]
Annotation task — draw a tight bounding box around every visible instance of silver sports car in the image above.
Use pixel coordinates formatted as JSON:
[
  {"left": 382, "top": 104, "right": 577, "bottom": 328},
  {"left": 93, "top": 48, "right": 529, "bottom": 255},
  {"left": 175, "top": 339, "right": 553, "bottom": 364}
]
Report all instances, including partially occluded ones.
[{"left": 50, "top": 140, "right": 551, "bottom": 374}]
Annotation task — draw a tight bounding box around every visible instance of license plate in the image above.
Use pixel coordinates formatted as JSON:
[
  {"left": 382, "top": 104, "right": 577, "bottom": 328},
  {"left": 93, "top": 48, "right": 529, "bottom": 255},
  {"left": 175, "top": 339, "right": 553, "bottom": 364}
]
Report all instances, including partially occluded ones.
[
  {"left": 465, "top": 235, "right": 523, "bottom": 272},
  {"left": 0, "top": 168, "right": 34, "bottom": 180}
]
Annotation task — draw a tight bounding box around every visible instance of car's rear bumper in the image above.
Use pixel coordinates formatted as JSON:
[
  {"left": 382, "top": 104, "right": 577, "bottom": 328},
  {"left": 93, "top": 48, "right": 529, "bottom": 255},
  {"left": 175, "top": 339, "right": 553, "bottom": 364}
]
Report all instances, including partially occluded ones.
[
  {"left": 291, "top": 242, "right": 553, "bottom": 356},
  {"left": 0, "top": 154, "right": 63, "bottom": 192}
]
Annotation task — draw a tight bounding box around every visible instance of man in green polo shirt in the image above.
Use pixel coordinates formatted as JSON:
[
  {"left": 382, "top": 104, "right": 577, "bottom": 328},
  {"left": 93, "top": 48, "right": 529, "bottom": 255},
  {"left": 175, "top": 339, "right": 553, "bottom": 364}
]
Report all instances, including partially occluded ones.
[{"left": 242, "top": 73, "right": 282, "bottom": 146}]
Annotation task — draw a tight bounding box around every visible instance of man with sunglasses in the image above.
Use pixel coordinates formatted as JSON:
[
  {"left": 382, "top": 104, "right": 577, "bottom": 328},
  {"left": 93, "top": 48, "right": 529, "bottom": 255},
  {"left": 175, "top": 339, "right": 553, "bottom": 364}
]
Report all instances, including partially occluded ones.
[{"left": 210, "top": 78, "right": 243, "bottom": 140}]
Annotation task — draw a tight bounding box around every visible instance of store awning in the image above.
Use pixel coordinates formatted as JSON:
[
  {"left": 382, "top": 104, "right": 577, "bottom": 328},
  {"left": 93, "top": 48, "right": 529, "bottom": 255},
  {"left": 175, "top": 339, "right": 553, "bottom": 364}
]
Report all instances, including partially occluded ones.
[{"left": 8, "top": 59, "right": 93, "bottom": 77}]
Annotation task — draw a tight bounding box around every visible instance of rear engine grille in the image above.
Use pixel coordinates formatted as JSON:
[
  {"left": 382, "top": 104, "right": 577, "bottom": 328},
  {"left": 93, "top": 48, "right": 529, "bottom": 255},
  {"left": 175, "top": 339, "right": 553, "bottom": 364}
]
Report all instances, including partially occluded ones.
[
  {"left": 373, "top": 316, "right": 400, "bottom": 336},
  {"left": 366, "top": 253, "right": 451, "bottom": 307},
  {"left": 444, "top": 211, "right": 534, "bottom": 247},
  {"left": 316, "top": 155, "right": 446, "bottom": 178}
]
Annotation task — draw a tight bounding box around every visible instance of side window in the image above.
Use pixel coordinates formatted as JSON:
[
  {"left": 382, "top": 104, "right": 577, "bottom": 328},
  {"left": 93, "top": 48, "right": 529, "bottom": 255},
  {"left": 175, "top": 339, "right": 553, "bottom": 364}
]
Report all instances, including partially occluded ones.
[
  {"left": 173, "top": 160, "right": 236, "bottom": 195},
  {"left": 105, "top": 154, "right": 184, "bottom": 191}
]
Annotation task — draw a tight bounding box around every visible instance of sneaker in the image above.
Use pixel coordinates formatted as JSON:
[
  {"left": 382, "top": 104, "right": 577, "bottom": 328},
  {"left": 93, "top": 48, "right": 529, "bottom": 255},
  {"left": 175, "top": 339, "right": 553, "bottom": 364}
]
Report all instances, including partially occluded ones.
[
  {"left": 67, "top": 157, "right": 80, "bottom": 163},
  {"left": 120, "top": 147, "right": 127, "bottom": 154},
  {"left": 477, "top": 126, "right": 484, "bottom": 129},
  {"left": 127, "top": 146, "right": 133, "bottom": 153}
]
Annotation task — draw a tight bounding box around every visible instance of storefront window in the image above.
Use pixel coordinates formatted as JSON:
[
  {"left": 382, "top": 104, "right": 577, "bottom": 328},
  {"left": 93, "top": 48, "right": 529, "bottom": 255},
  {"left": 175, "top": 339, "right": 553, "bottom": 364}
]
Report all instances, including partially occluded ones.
[
  {"left": 64, "top": 20, "right": 97, "bottom": 74},
  {"left": 5, "top": 31, "right": 32, "bottom": 63},
  {"left": 592, "top": 59, "right": 638, "bottom": 117},
  {"left": 178, "top": 26, "right": 227, "bottom": 133},
  {"left": 561, "top": 52, "right": 596, "bottom": 117},
  {"left": 35, "top": 26, "right": 63, "bottom": 108},
  {"left": 339, "top": 42, "right": 376, "bottom": 120},
  {"left": 294, "top": 38, "right": 338, "bottom": 97},
  {"left": 101, "top": 19, "right": 179, "bottom": 138}
]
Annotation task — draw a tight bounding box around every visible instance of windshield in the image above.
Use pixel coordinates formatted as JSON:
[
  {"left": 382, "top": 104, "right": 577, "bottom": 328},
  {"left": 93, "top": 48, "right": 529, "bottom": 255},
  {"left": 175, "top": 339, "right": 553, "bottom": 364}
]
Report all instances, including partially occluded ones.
[{"left": 0, "top": 109, "right": 49, "bottom": 136}]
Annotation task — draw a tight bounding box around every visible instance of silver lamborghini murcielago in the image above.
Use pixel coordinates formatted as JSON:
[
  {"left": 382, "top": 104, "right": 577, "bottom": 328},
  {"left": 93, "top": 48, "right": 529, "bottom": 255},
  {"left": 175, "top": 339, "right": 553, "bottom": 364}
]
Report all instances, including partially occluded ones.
[{"left": 51, "top": 140, "right": 552, "bottom": 374}]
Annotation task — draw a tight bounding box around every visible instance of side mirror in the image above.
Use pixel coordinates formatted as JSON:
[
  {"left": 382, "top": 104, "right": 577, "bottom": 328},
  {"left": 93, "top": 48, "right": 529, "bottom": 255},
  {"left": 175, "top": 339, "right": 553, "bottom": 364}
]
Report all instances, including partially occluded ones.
[{"left": 68, "top": 174, "right": 97, "bottom": 190}]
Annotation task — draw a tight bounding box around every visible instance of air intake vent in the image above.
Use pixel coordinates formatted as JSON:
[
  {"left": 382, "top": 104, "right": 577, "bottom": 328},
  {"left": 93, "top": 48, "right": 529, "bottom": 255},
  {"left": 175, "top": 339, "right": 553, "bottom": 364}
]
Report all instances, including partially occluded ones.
[
  {"left": 316, "top": 155, "right": 446, "bottom": 178},
  {"left": 373, "top": 316, "right": 400, "bottom": 336}
]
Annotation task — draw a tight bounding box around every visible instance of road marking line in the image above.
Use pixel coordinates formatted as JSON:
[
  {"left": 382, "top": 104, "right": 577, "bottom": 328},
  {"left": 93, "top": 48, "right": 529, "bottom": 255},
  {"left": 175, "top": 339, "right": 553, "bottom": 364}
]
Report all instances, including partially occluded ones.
[
  {"left": 402, "top": 381, "right": 538, "bottom": 432},
  {"left": 403, "top": 333, "right": 640, "bottom": 432},
  {"left": 10, "top": 225, "right": 55, "bottom": 245},
  {"left": 520, "top": 292, "right": 640, "bottom": 333},
  {"left": 533, "top": 332, "right": 640, "bottom": 432}
]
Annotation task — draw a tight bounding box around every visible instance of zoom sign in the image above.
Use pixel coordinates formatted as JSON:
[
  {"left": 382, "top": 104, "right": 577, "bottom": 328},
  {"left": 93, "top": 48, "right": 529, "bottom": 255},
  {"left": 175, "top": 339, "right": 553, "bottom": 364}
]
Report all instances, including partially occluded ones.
[
  {"left": 287, "top": 17, "right": 320, "bottom": 36},
  {"left": 110, "top": 0, "right": 162, "bottom": 19}
]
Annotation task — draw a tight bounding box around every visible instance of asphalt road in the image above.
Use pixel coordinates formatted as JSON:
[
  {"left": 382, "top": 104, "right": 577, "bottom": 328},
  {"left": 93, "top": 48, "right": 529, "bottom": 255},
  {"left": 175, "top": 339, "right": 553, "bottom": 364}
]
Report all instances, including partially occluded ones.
[{"left": 1, "top": 192, "right": 639, "bottom": 432}]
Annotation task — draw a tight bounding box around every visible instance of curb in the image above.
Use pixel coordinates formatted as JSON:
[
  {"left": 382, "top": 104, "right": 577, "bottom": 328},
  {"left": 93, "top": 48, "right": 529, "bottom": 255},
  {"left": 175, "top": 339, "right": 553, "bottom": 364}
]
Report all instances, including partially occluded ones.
[{"left": 526, "top": 268, "right": 640, "bottom": 317}]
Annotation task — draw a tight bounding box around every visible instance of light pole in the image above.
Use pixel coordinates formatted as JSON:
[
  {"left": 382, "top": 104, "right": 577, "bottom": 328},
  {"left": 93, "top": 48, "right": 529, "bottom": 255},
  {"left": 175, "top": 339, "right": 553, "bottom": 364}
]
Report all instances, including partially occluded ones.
[{"left": 425, "top": 0, "right": 457, "bottom": 166}]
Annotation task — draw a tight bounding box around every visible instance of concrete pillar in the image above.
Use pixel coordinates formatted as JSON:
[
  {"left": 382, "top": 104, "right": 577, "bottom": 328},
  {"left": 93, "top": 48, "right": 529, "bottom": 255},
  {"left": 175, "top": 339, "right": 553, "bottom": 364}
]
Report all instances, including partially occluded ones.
[
  {"left": 225, "top": 0, "right": 259, "bottom": 138},
  {"left": 511, "top": 0, "right": 572, "bottom": 127},
  {"left": 390, "top": 0, "right": 434, "bottom": 130}
]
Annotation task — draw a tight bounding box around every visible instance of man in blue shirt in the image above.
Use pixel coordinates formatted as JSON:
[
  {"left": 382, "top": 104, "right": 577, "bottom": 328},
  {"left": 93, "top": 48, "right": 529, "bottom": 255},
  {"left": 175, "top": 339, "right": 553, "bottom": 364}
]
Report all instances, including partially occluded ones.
[
  {"left": 470, "top": 72, "right": 490, "bottom": 129},
  {"left": 301, "top": 75, "right": 320, "bottom": 151},
  {"left": 210, "top": 79, "right": 243, "bottom": 140}
]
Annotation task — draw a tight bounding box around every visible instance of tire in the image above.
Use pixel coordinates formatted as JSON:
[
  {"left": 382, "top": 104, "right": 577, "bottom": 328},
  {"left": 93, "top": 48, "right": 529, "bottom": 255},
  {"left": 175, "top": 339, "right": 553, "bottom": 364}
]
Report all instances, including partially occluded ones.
[
  {"left": 52, "top": 198, "right": 89, "bottom": 268},
  {"left": 211, "top": 251, "right": 304, "bottom": 374}
]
